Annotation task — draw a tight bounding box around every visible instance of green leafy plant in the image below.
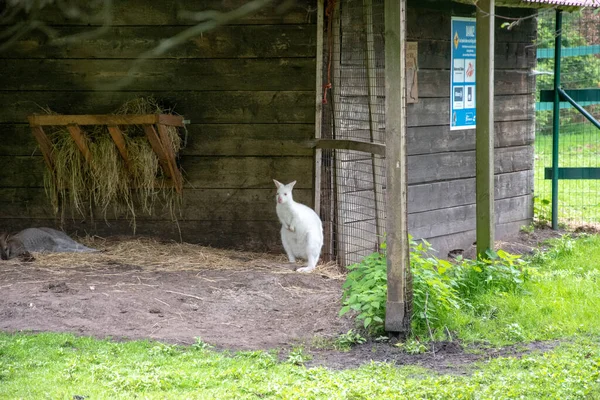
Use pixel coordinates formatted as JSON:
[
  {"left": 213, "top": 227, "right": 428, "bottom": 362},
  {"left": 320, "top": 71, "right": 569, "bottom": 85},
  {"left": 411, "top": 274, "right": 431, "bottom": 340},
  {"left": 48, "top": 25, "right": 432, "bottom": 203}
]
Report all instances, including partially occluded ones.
[
  {"left": 192, "top": 337, "right": 213, "bottom": 351},
  {"left": 533, "top": 196, "right": 552, "bottom": 225},
  {"left": 339, "top": 247, "right": 388, "bottom": 334},
  {"left": 286, "top": 347, "right": 311, "bottom": 366},
  {"left": 394, "top": 338, "right": 428, "bottom": 355},
  {"left": 334, "top": 330, "right": 367, "bottom": 351},
  {"left": 340, "top": 237, "right": 531, "bottom": 337}
]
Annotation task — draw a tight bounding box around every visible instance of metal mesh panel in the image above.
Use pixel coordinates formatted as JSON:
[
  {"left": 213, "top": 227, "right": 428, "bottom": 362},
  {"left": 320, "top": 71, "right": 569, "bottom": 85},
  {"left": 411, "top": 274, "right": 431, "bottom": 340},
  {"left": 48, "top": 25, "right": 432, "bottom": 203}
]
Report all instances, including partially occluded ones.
[
  {"left": 320, "top": 0, "right": 386, "bottom": 266},
  {"left": 534, "top": 9, "right": 600, "bottom": 227}
]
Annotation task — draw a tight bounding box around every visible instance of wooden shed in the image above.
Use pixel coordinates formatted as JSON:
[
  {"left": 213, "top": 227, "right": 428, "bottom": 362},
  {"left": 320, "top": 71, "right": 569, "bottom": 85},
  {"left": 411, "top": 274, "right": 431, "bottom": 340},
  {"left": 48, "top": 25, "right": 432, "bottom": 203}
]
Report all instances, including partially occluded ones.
[{"left": 0, "top": 0, "right": 535, "bottom": 261}]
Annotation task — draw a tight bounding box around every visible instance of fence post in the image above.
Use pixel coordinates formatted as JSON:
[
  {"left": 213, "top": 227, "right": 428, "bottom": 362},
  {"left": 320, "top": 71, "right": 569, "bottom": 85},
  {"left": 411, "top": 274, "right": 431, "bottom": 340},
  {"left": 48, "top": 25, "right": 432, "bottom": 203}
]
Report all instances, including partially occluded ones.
[
  {"left": 551, "top": 9, "right": 563, "bottom": 230},
  {"left": 384, "top": 0, "right": 410, "bottom": 334},
  {"left": 475, "top": 0, "right": 495, "bottom": 258}
]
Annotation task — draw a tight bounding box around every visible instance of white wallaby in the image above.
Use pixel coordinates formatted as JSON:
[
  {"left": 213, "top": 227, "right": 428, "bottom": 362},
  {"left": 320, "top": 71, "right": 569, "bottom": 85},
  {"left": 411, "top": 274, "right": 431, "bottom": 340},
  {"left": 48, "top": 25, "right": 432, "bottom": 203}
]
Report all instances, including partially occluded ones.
[{"left": 273, "top": 179, "right": 323, "bottom": 273}]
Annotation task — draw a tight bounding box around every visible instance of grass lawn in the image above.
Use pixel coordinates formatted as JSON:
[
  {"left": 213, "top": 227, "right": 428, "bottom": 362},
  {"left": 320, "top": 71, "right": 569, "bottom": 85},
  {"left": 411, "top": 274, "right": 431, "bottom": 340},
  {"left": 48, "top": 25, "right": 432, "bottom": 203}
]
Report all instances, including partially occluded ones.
[
  {"left": 2, "top": 234, "right": 600, "bottom": 399},
  {"left": 535, "top": 127, "right": 600, "bottom": 224}
]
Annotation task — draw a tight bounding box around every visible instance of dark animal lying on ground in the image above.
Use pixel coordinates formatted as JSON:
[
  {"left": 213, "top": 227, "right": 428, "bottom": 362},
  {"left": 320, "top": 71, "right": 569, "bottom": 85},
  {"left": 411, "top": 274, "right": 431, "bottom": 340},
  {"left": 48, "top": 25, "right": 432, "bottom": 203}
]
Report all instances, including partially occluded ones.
[{"left": 0, "top": 228, "right": 98, "bottom": 261}]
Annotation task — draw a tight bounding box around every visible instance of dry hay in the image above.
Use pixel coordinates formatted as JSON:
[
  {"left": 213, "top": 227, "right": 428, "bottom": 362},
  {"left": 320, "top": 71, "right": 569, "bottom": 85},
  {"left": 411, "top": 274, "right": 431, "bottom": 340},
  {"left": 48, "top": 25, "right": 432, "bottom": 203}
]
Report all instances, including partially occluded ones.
[
  {"left": 9, "top": 236, "right": 344, "bottom": 280},
  {"left": 41, "top": 97, "right": 183, "bottom": 232}
]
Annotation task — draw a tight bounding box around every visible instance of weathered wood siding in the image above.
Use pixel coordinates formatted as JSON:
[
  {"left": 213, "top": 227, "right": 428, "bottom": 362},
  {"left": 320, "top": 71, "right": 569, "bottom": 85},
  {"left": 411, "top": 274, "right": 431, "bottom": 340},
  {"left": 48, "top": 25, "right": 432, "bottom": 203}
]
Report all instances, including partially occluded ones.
[
  {"left": 0, "top": 0, "right": 317, "bottom": 250},
  {"left": 323, "top": 0, "right": 535, "bottom": 263},
  {"left": 406, "top": 1, "right": 535, "bottom": 256}
]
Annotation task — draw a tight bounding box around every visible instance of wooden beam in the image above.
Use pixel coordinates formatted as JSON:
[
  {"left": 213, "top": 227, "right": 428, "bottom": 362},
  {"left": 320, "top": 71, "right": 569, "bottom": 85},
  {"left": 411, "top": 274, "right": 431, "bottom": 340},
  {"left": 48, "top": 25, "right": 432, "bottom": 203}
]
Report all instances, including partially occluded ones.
[
  {"left": 66, "top": 124, "right": 92, "bottom": 164},
  {"left": 384, "top": 0, "right": 410, "bottom": 334},
  {"left": 107, "top": 125, "right": 131, "bottom": 171},
  {"left": 475, "top": 0, "right": 495, "bottom": 257},
  {"left": 29, "top": 114, "right": 184, "bottom": 127},
  {"left": 308, "top": 139, "right": 386, "bottom": 156},
  {"left": 30, "top": 126, "right": 54, "bottom": 170},
  {"left": 156, "top": 123, "right": 183, "bottom": 193},
  {"left": 314, "top": 0, "right": 325, "bottom": 216}
]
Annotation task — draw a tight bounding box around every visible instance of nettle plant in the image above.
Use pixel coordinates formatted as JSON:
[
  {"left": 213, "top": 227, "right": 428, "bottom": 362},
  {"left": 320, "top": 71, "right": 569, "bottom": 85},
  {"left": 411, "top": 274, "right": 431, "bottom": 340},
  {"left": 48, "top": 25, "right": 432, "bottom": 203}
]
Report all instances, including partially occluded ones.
[{"left": 340, "top": 236, "right": 531, "bottom": 336}]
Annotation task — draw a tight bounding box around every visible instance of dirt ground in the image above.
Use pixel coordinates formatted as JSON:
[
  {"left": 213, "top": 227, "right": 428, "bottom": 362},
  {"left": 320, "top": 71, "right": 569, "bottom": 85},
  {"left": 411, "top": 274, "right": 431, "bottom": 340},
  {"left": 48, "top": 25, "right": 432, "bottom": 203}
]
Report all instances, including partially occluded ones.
[{"left": 0, "top": 227, "right": 573, "bottom": 371}]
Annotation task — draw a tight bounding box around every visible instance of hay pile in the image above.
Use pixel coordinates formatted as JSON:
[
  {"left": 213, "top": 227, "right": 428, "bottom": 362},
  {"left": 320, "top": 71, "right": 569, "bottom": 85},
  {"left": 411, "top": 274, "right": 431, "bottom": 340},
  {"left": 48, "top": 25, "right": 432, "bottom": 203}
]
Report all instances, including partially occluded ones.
[
  {"left": 43, "top": 97, "right": 184, "bottom": 231},
  {"left": 12, "top": 236, "right": 343, "bottom": 279}
]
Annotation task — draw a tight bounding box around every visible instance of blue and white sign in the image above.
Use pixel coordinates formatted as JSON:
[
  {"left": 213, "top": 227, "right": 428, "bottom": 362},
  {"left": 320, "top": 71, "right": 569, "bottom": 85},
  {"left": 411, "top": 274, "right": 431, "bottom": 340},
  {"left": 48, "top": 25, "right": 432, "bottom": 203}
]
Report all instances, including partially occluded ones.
[{"left": 450, "top": 17, "right": 476, "bottom": 130}]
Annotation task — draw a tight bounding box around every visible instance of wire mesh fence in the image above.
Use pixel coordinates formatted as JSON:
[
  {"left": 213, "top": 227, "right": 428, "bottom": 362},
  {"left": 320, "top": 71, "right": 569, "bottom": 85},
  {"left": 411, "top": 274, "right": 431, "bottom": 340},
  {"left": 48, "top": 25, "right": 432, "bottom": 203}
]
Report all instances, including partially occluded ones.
[
  {"left": 534, "top": 8, "right": 600, "bottom": 227},
  {"left": 320, "top": 0, "right": 386, "bottom": 266}
]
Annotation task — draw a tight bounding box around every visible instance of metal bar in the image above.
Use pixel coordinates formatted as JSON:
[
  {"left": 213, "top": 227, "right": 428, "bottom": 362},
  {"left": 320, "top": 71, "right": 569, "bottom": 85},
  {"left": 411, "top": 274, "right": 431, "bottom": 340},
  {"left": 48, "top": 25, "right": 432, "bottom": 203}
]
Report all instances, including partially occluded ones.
[
  {"left": 540, "top": 88, "right": 600, "bottom": 103},
  {"left": 557, "top": 88, "right": 600, "bottom": 130},
  {"left": 384, "top": 0, "right": 409, "bottom": 334},
  {"left": 545, "top": 167, "right": 600, "bottom": 180},
  {"left": 537, "top": 44, "right": 600, "bottom": 59},
  {"left": 551, "top": 9, "right": 563, "bottom": 230},
  {"left": 475, "top": 0, "right": 495, "bottom": 258}
]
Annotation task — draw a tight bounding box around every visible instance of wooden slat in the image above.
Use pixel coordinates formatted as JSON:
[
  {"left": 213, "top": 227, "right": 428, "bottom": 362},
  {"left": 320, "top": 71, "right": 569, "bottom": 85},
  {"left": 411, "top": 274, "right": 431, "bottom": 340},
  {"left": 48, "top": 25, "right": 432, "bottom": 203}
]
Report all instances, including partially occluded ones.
[
  {"left": 408, "top": 170, "right": 533, "bottom": 214},
  {"left": 0, "top": 187, "right": 312, "bottom": 222},
  {"left": 2, "top": 59, "right": 315, "bottom": 92},
  {"left": 4, "top": 122, "right": 535, "bottom": 158},
  {"left": 23, "top": 0, "right": 315, "bottom": 26},
  {"left": 28, "top": 114, "right": 184, "bottom": 127},
  {"left": 0, "top": 155, "right": 313, "bottom": 189},
  {"left": 156, "top": 124, "right": 183, "bottom": 193},
  {"left": 1, "top": 92, "right": 314, "bottom": 124},
  {"left": 106, "top": 125, "right": 131, "bottom": 171},
  {"left": 143, "top": 124, "right": 174, "bottom": 183},
  {"left": 5, "top": 25, "right": 316, "bottom": 59},
  {"left": 29, "top": 126, "right": 54, "bottom": 170},
  {"left": 408, "top": 195, "right": 531, "bottom": 240},
  {"left": 66, "top": 124, "right": 92, "bottom": 163},
  {"left": 0, "top": 218, "right": 286, "bottom": 252}
]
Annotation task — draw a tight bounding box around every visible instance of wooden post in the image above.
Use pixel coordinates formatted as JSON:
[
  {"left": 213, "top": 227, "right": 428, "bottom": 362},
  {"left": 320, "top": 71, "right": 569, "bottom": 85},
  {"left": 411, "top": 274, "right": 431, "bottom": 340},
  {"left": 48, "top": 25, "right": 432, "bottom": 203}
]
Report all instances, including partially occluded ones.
[
  {"left": 475, "top": 0, "right": 495, "bottom": 258},
  {"left": 384, "top": 0, "right": 410, "bottom": 333},
  {"left": 314, "top": 0, "right": 325, "bottom": 215},
  {"left": 363, "top": 0, "right": 385, "bottom": 247}
]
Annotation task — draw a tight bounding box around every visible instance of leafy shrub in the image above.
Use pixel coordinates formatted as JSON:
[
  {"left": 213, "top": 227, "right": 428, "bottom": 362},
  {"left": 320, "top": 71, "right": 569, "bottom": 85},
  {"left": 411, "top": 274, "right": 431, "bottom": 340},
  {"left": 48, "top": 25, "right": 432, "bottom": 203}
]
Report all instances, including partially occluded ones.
[{"left": 340, "top": 237, "right": 531, "bottom": 336}]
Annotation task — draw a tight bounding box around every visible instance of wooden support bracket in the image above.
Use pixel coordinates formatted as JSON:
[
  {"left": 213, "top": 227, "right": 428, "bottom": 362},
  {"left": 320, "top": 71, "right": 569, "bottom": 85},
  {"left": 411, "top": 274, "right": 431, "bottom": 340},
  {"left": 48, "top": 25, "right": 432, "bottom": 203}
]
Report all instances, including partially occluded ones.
[
  {"left": 30, "top": 125, "right": 54, "bottom": 170},
  {"left": 66, "top": 124, "right": 92, "bottom": 164},
  {"left": 107, "top": 125, "right": 131, "bottom": 171}
]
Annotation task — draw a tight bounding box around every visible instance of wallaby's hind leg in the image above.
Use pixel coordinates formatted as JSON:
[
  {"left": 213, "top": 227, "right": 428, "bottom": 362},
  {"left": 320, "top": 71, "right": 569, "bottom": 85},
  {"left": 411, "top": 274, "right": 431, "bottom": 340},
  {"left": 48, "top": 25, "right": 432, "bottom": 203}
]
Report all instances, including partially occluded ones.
[
  {"left": 297, "top": 234, "right": 321, "bottom": 273},
  {"left": 281, "top": 228, "right": 296, "bottom": 263}
]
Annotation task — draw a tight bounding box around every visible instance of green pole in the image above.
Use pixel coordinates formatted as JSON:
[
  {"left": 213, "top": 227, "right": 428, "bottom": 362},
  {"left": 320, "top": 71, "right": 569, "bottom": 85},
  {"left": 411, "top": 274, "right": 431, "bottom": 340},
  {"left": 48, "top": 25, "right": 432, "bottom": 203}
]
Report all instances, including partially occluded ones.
[{"left": 551, "top": 9, "right": 562, "bottom": 230}]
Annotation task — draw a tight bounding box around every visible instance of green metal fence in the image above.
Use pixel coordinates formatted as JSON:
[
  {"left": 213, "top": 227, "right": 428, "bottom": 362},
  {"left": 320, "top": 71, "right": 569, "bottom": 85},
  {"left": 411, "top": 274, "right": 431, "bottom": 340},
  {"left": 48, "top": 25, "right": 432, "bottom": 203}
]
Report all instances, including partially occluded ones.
[{"left": 534, "top": 8, "right": 600, "bottom": 228}]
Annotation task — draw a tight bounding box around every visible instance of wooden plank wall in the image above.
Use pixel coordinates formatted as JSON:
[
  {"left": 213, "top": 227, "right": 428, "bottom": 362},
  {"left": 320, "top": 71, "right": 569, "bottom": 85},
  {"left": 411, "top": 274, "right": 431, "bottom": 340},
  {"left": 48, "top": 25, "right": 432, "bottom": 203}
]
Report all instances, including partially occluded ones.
[
  {"left": 405, "top": 1, "right": 535, "bottom": 256},
  {"left": 0, "top": 0, "right": 317, "bottom": 251}
]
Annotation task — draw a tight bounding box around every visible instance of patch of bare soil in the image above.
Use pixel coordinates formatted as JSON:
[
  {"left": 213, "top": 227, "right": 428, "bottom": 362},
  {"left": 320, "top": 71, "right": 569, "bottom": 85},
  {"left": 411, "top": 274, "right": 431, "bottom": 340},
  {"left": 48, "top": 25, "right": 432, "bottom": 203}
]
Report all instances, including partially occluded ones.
[
  {"left": 305, "top": 339, "right": 561, "bottom": 374},
  {"left": 0, "top": 230, "right": 573, "bottom": 372}
]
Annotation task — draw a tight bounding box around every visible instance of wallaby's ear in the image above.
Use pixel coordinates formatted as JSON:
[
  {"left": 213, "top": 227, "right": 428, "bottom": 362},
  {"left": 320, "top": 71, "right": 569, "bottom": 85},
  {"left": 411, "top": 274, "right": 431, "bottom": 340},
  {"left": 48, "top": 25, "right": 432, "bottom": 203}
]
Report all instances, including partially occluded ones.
[
  {"left": 273, "top": 179, "right": 282, "bottom": 188},
  {"left": 288, "top": 180, "right": 297, "bottom": 189}
]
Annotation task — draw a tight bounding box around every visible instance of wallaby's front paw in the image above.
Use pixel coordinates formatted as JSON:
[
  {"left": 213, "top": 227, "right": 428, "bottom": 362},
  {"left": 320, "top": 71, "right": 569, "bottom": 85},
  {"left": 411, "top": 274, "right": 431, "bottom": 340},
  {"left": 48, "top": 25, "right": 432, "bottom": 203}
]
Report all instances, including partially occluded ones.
[{"left": 296, "top": 266, "right": 315, "bottom": 273}]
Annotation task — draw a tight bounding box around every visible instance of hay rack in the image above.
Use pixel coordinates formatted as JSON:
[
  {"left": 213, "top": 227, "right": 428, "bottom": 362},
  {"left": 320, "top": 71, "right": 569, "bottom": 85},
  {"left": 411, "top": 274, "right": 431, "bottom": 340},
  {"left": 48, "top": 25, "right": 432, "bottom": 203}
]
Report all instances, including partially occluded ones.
[{"left": 27, "top": 114, "right": 184, "bottom": 193}]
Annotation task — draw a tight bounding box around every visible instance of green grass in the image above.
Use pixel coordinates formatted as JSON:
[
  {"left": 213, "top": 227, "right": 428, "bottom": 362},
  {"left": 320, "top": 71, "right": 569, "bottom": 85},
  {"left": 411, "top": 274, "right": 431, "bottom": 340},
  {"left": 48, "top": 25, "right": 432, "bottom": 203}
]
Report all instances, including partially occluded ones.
[
  {"left": 535, "top": 128, "right": 600, "bottom": 223},
  {"left": 0, "top": 333, "right": 599, "bottom": 399},
  {"left": 447, "top": 234, "right": 600, "bottom": 345},
  {"left": 3, "top": 235, "right": 600, "bottom": 399}
]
